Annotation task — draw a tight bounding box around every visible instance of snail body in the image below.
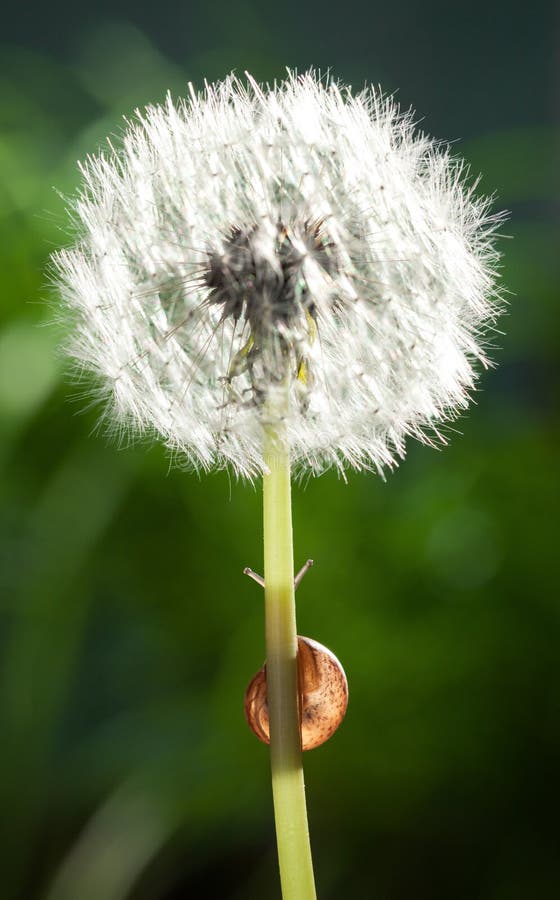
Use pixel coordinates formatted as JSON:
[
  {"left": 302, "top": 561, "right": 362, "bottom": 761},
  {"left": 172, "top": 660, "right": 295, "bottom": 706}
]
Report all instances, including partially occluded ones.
[{"left": 244, "top": 636, "right": 348, "bottom": 751}]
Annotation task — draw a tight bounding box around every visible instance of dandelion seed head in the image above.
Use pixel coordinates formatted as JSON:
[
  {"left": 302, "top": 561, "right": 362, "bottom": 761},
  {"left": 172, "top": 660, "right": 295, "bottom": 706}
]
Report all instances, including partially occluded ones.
[{"left": 53, "top": 70, "right": 505, "bottom": 478}]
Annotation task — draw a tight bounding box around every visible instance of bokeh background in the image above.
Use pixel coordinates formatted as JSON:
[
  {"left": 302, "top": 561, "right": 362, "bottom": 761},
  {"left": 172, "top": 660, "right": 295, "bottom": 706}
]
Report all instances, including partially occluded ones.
[{"left": 1, "top": 1, "right": 558, "bottom": 898}]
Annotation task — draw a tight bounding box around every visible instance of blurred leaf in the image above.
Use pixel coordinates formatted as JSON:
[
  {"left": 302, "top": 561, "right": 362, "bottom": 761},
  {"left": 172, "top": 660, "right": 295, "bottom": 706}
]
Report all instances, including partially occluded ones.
[{"left": 0, "top": 318, "right": 60, "bottom": 421}]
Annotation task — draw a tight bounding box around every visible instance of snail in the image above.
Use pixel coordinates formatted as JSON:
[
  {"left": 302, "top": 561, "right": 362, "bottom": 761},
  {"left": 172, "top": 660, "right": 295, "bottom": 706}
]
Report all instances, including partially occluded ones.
[
  {"left": 243, "top": 560, "right": 348, "bottom": 751},
  {"left": 244, "top": 634, "right": 348, "bottom": 751}
]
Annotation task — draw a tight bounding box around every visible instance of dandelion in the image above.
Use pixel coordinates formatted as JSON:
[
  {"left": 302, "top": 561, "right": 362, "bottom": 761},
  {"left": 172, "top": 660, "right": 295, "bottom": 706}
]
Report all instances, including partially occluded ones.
[{"left": 52, "top": 71, "right": 504, "bottom": 900}]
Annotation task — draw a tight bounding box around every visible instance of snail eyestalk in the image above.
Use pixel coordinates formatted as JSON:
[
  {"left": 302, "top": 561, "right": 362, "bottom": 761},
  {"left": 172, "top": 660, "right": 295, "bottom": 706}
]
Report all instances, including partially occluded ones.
[
  {"left": 243, "top": 559, "right": 314, "bottom": 592},
  {"left": 243, "top": 567, "right": 266, "bottom": 588},
  {"left": 294, "top": 559, "right": 314, "bottom": 590},
  {"left": 263, "top": 386, "right": 317, "bottom": 900}
]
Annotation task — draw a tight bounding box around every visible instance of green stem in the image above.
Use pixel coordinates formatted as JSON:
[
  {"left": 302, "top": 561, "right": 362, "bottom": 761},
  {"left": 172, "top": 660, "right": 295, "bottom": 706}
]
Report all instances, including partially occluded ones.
[{"left": 263, "top": 397, "right": 317, "bottom": 900}]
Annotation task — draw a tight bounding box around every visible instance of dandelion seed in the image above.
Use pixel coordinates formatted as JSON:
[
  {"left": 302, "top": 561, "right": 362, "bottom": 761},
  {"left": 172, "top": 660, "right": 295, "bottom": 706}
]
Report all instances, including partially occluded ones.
[{"left": 52, "top": 70, "right": 504, "bottom": 479}]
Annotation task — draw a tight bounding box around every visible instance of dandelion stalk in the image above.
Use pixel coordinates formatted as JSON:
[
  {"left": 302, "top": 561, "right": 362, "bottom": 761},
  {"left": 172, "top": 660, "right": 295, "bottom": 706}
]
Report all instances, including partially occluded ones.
[{"left": 263, "top": 388, "right": 316, "bottom": 900}]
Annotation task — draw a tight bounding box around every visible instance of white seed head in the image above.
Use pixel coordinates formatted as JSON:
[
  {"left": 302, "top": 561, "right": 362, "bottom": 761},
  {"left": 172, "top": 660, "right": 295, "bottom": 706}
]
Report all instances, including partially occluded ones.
[{"left": 53, "top": 71, "right": 504, "bottom": 478}]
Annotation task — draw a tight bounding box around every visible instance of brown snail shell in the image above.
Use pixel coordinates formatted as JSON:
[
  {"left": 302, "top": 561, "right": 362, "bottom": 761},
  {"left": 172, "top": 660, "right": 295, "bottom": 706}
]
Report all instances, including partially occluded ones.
[{"left": 244, "top": 636, "right": 348, "bottom": 751}]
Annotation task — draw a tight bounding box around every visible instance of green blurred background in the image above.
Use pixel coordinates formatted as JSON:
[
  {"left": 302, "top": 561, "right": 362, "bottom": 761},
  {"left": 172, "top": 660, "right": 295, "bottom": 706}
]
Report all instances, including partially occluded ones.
[{"left": 1, "top": 2, "right": 558, "bottom": 898}]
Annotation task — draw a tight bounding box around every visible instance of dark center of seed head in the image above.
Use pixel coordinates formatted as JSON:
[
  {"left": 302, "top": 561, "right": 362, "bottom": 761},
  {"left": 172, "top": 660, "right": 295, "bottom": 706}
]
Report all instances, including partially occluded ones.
[{"left": 204, "top": 221, "right": 334, "bottom": 336}]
